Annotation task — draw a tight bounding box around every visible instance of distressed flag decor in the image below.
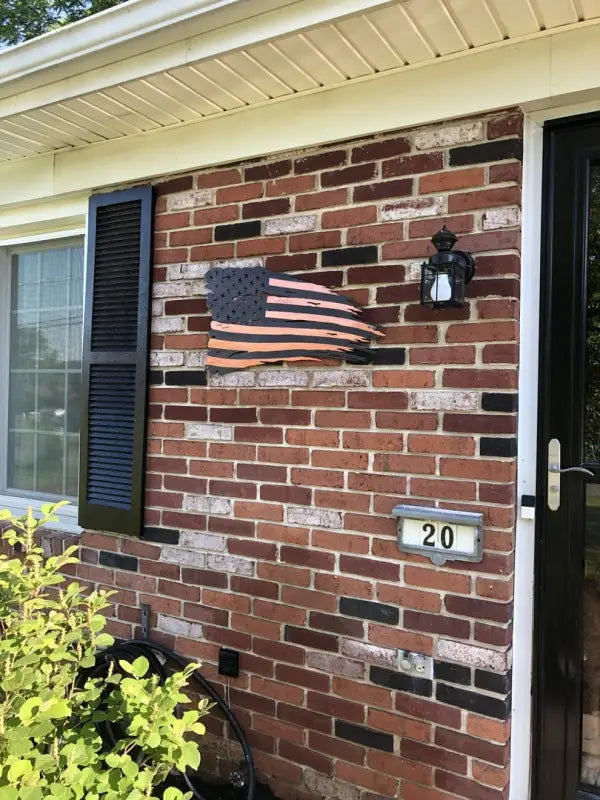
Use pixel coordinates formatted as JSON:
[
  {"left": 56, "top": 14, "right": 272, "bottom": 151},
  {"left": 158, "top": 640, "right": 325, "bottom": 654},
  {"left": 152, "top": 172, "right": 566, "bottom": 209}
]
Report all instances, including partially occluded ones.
[{"left": 205, "top": 267, "right": 382, "bottom": 372}]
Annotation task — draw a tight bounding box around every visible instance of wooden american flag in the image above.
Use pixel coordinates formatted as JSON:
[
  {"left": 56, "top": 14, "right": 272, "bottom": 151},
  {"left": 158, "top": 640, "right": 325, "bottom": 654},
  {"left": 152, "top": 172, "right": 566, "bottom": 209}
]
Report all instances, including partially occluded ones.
[{"left": 205, "top": 267, "right": 382, "bottom": 372}]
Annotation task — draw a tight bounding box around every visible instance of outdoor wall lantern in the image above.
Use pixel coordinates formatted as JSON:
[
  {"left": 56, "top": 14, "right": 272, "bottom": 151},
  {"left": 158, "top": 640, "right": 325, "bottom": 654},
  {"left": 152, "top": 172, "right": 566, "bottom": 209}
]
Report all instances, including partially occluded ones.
[{"left": 420, "top": 226, "right": 475, "bottom": 308}]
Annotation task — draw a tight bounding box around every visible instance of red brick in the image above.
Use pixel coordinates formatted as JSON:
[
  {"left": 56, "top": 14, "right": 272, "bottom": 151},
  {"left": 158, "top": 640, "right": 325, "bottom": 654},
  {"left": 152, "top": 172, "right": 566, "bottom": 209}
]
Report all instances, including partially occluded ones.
[
  {"left": 257, "top": 562, "right": 311, "bottom": 588},
  {"left": 443, "top": 413, "right": 515, "bottom": 434},
  {"left": 377, "top": 584, "right": 442, "bottom": 613},
  {"left": 250, "top": 677, "right": 304, "bottom": 706},
  {"left": 420, "top": 166, "right": 485, "bottom": 193},
  {"left": 395, "top": 693, "right": 461, "bottom": 728},
  {"left": 280, "top": 545, "right": 335, "bottom": 571},
  {"left": 189, "top": 459, "right": 234, "bottom": 478},
  {"left": 488, "top": 112, "right": 523, "bottom": 139},
  {"left": 448, "top": 186, "right": 520, "bottom": 212},
  {"left": 409, "top": 214, "right": 474, "bottom": 241},
  {"left": 235, "top": 426, "right": 283, "bottom": 444},
  {"left": 291, "top": 467, "right": 344, "bottom": 487},
  {"left": 343, "top": 431, "right": 404, "bottom": 452},
  {"left": 154, "top": 211, "right": 190, "bottom": 230},
  {"left": 339, "top": 555, "right": 399, "bottom": 581},
  {"left": 474, "top": 622, "right": 511, "bottom": 646},
  {"left": 315, "top": 572, "right": 373, "bottom": 599},
  {"left": 373, "top": 370, "right": 434, "bottom": 388},
  {"left": 446, "top": 595, "right": 511, "bottom": 623},
  {"left": 260, "top": 484, "right": 312, "bottom": 505},
  {"left": 292, "top": 390, "right": 344, "bottom": 407},
  {"left": 254, "top": 638, "right": 306, "bottom": 666},
  {"left": 235, "top": 500, "right": 283, "bottom": 522},
  {"left": 411, "top": 477, "right": 476, "bottom": 501},
  {"left": 237, "top": 237, "right": 285, "bottom": 257},
  {"left": 476, "top": 577, "right": 513, "bottom": 602},
  {"left": 183, "top": 603, "right": 228, "bottom": 626},
  {"left": 295, "top": 188, "right": 348, "bottom": 210},
  {"left": 231, "top": 612, "right": 281, "bottom": 640},
  {"left": 257, "top": 522, "right": 309, "bottom": 546},
  {"left": 348, "top": 264, "right": 404, "bottom": 284},
  {"left": 367, "top": 750, "right": 432, "bottom": 784},
  {"left": 410, "top": 345, "right": 475, "bottom": 364},
  {"left": 190, "top": 243, "right": 235, "bottom": 260},
  {"left": 376, "top": 412, "right": 437, "bottom": 431},
  {"left": 158, "top": 579, "right": 201, "bottom": 600},
  {"left": 353, "top": 178, "right": 413, "bottom": 202},
  {"left": 315, "top": 489, "right": 369, "bottom": 513},
  {"left": 435, "top": 771, "right": 504, "bottom": 800},
  {"left": 281, "top": 585, "right": 337, "bottom": 612},
  {"left": 155, "top": 175, "right": 193, "bottom": 195},
  {"left": 322, "top": 206, "right": 377, "bottom": 228},
  {"left": 196, "top": 168, "right": 241, "bottom": 188},
  {"left": 287, "top": 429, "right": 340, "bottom": 447},
  {"left": 279, "top": 741, "right": 332, "bottom": 775},
  {"left": 295, "top": 150, "right": 347, "bottom": 173},
  {"left": 154, "top": 247, "right": 189, "bottom": 264},
  {"left": 311, "top": 449, "right": 369, "bottom": 470},
  {"left": 245, "top": 159, "right": 291, "bottom": 181},
  {"left": 443, "top": 369, "right": 517, "bottom": 390},
  {"left": 334, "top": 762, "right": 398, "bottom": 796},
  {"left": 467, "top": 715, "right": 511, "bottom": 743},
  {"left": 472, "top": 761, "right": 509, "bottom": 789},
  {"left": 266, "top": 174, "right": 316, "bottom": 196},
  {"left": 289, "top": 230, "right": 341, "bottom": 251},
  {"left": 307, "top": 691, "right": 364, "bottom": 724},
  {"left": 483, "top": 343, "right": 519, "bottom": 363},
  {"left": 347, "top": 222, "right": 404, "bottom": 245},
  {"left": 384, "top": 325, "right": 438, "bottom": 344},
  {"left": 230, "top": 576, "right": 278, "bottom": 600},
  {"left": 352, "top": 136, "right": 410, "bottom": 162},
  {"left": 169, "top": 227, "right": 212, "bottom": 246},
  {"left": 321, "top": 163, "right": 376, "bottom": 187},
  {"left": 309, "top": 731, "right": 365, "bottom": 765},
  {"left": 242, "top": 197, "right": 290, "bottom": 219},
  {"left": 333, "top": 676, "right": 392, "bottom": 709},
  {"left": 276, "top": 664, "right": 330, "bottom": 692},
  {"left": 216, "top": 183, "right": 262, "bottom": 204},
  {"left": 383, "top": 152, "right": 443, "bottom": 177}
]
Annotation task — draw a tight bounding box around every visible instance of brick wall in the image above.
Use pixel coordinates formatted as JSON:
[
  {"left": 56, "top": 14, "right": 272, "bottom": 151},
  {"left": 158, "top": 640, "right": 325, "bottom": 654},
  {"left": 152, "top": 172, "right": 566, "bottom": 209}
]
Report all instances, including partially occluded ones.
[{"left": 80, "top": 109, "right": 522, "bottom": 800}]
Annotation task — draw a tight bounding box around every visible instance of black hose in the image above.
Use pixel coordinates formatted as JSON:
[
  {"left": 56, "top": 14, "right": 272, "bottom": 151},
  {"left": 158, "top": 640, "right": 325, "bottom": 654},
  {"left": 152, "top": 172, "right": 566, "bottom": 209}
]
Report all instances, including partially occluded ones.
[{"left": 95, "top": 639, "right": 256, "bottom": 800}]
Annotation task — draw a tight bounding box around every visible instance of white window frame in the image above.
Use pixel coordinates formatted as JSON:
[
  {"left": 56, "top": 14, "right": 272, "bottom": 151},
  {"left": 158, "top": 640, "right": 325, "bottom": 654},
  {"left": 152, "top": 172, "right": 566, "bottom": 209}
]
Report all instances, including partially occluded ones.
[{"left": 0, "top": 231, "right": 86, "bottom": 533}]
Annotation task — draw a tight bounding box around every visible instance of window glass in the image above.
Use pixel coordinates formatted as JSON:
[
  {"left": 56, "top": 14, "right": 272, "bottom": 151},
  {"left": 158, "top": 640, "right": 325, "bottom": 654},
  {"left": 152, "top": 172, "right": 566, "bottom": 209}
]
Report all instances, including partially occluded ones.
[{"left": 7, "top": 245, "right": 83, "bottom": 498}]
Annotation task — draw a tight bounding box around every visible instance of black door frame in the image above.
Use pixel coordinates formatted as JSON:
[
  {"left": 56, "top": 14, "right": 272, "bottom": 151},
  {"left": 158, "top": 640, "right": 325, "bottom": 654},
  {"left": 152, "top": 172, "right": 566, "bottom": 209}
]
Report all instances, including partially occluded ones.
[{"left": 534, "top": 111, "right": 600, "bottom": 800}]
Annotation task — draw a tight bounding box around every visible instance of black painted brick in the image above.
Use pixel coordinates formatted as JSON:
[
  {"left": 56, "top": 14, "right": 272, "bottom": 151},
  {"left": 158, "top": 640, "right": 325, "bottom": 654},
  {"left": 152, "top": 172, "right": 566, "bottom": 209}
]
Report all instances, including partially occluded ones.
[
  {"left": 165, "top": 371, "right": 207, "bottom": 386},
  {"left": 142, "top": 527, "right": 180, "bottom": 545},
  {"left": 480, "top": 437, "right": 517, "bottom": 457},
  {"left": 436, "top": 682, "right": 510, "bottom": 719},
  {"left": 449, "top": 138, "right": 523, "bottom": 166},
  {"left": 215, "top": 220, "right": 261, "bottom": 241},
  {"left": 370, "top": 666, "right": 432, "bottom": 697},
  {"left": 322, "top": 246, "right": 377, "bottom": 267},
  {"left": 434, "top": 661, "right": 471, "bottom": 686},
  {"left": 334, "top": 720, "right": 394, "bottom": 752},
  {"left": 474, "top": 669, "right": 512, "bottom": 695},
  {"left": 481, "top": 393, "right": 518, "bottom": 413},
  {"left": 368, "top": 348, "right": 406, "bottom": 366},
  {"left": 149, "top": 371, "right": 164, "bottom": 385},
  {"left": 99, "top": 551, "right": 138, "bottom": 572},
  {"left": 340, "top": 597, "right": 399, "bottom": 625}
]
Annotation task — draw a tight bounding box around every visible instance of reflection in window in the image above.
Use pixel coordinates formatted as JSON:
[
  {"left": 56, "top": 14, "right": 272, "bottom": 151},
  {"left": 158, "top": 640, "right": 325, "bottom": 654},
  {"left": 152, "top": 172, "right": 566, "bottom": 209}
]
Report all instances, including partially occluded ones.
[
  {"left": 585, "top": 165, "right": 600, "bottom": 462},
  {"left": 7, "top": 245, "right": 83, "bottom": 497}
]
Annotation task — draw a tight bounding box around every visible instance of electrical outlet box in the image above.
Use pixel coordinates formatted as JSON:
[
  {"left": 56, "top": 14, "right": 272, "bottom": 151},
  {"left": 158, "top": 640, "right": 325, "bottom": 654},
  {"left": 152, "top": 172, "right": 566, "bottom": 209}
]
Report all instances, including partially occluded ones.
[{"left": 218, "top": 647, "right": 240, "bottom": 678}]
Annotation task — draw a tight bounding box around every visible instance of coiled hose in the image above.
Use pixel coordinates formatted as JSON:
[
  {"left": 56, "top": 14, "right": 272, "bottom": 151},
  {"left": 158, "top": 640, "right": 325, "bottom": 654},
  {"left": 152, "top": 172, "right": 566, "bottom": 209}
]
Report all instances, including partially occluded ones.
[{"left": 92, "top": 639, "right": 256, "bottom": 800}]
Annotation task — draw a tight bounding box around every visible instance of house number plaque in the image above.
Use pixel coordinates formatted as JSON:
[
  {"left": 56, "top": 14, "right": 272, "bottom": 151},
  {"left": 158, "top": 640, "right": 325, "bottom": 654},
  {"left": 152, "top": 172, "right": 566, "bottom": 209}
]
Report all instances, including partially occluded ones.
[{"left": 392, "top": 505, "right": 483, "bottom": 566}]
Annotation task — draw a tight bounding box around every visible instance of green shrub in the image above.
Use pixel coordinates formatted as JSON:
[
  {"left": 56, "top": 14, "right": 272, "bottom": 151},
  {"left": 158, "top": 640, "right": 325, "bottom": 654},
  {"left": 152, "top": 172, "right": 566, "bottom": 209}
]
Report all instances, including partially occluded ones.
[{"left": 0, "top": 502, "right": 208, "bottom": 800}]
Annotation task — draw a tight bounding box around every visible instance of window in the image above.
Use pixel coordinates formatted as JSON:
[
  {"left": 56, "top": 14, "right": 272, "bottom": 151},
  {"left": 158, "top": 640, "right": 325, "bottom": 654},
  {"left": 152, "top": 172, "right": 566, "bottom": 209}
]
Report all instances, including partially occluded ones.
[{"left": 2, "top": 242, "right": 84, "bottom": 500}]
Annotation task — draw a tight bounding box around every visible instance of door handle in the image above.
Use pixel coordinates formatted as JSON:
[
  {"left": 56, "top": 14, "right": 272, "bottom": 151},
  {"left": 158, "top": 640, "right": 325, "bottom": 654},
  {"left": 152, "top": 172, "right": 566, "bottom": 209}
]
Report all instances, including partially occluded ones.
[{"left": 547, "top": 438, "right": 595, "bottom": 511}]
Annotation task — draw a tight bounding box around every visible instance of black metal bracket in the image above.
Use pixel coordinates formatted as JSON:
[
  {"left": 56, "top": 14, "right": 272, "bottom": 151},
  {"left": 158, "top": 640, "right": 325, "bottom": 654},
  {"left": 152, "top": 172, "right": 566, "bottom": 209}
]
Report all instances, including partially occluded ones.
[{"left": 141, "top": 603, "right": 150, "bottom": 641}]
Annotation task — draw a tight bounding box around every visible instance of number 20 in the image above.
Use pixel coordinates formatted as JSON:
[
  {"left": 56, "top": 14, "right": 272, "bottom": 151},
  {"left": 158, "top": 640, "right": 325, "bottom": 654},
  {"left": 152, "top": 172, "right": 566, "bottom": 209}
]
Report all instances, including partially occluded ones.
[{"left": 421, "top": 523, "right": 455, "bottom": 549}]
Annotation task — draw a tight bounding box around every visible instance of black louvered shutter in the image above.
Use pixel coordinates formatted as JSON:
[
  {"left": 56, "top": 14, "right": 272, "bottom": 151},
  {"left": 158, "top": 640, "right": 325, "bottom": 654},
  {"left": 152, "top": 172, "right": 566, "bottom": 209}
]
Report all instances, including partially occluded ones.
[{"left": 78, "top": 186, "right": 153, "bottom": 536}]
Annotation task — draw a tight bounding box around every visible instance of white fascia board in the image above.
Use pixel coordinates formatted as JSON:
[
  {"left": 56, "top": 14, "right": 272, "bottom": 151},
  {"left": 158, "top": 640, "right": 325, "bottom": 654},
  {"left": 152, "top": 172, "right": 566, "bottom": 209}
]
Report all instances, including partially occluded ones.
[
  {"left": 0, "top": 193, "right": 87, "bottom": 245},
  {"left": 0, "top": 0, "right": 396, "bottom": 114}
]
